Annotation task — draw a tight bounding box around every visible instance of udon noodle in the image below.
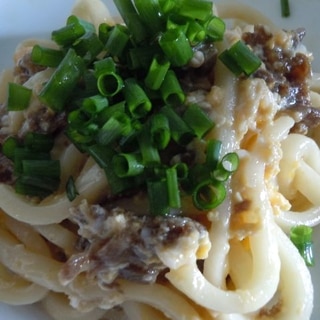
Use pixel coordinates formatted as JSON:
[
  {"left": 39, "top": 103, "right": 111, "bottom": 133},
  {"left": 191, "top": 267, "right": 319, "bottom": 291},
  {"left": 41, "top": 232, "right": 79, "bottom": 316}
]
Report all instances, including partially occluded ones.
[{"left": 0, "top": 0, "right": 318, "bottom": 319}]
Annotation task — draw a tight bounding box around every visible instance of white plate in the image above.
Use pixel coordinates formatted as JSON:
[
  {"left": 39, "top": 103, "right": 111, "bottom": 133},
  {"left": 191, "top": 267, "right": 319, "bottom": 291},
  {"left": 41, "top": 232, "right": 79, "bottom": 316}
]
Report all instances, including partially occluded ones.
[{"left": 0, "top": 0, "right": 319, "bottom": 319}]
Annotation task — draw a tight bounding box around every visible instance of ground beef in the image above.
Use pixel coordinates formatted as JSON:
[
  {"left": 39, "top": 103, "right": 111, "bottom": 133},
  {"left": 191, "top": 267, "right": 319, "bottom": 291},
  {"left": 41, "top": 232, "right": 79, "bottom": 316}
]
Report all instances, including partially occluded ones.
[
  {"left": 59, "top": 201, "right": 208, "bottom": 286},
  {"left": 0, "top": 154, "right": 14, "bottom": 184},
  {"left": 243, "top": 25, "right": 320, "bottom": 134}
]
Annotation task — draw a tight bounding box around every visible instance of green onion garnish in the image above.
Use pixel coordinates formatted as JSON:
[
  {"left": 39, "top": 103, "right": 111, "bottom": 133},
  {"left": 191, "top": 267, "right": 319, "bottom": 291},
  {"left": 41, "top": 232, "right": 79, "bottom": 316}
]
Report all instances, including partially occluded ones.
[
  {"left": 281, "top": 0, "right": 290, "bottom": 18},
  {"left": 39, "top": 48, "right": 85, "bottom": 111},
  {"left": 290, "top": 225, "right": 315, "bottom": 267},
  {"left": 219, "top": 40, "right": 261, "bottom": 76},
  {"left": 193, "top": 179, "right": 226, "bottom": 210},
  {"left": 7, "top": 83, "right": 32, "bottom": 111},
  {"left": 4, "top": 0, "right": 240, "bottom": 213},
  {"left": 66, "top": 176, "right": 79, "bottom": 201},
  {"left": 31, "top": 45, "right": 64, "bottom": 68}
]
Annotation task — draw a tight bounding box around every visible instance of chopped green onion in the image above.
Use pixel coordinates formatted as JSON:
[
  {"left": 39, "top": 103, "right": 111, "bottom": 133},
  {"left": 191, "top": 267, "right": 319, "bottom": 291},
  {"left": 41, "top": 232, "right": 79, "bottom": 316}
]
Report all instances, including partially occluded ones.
[
  {"left": 98, "top": 22, "right": 113, "bottom": 43},
  {"left": 187, "top": 20, "right": 206, "bottom": 45},
  {"left": 97, "top": 72, "right": 124, "bottom": 97},
  {"left": 290, "top": 225, "right": 315, "bottom": 266},
  {"left": 193, "top": 179, "right": 226, "bottom": 210},
  {"left": 82, "top": 95, "right": 109, "bottom": 115},
  {"left": 13, "top": 148, "right": 50, "bottom": 174},
  {"left": 133, "top": 0, "right": 165, "bottom": 34},
  {"left": 219, "top": 40, "right": 261, "bottom": 76},
  {"left": 150, "top": 113, "right": 171, "bottom": 149},
  {"left": 112, "top": 153, "right": 144, "bottom": 177},
  {"left": 220, "top": 152, "right": 239, "bottom": 173},
  {"left": 160, "top": 70, "right": 185, "bottom": 106},
  {"left": 31, "top": 45, "right": 64, "bottom": 68},
  {"left": 147, "top": 179, "right": 170, "bottom": 215},
  {"left": 87, "top": 144, "right": 135, "bottom": 194},
  {"left": 105, "top": 24, "right": 130, "bottom": 57},
  {"left": 51, "top": 15, "right": 95, "bottom": 46},
  {"left": 144, "top": 55, "right": 171, "bottom": 91},
  {"left": 204, "top": 16, "right": 225, "bottom": 41},
  {"left": 160, "top": 105, "right": 194, "bottom": 145},
  {"left": 281, "top": 0, "right": 290, "bottom": 17},
  {"left": 94, "top": 57, "right": 116, "bottom": 77},
  {"left": 96, "top": 111, "right": 131, "bottom": 145},
  {"left": 24, "top": 132, "right": 54, "bottom": 152},
  {"left": 72, "top": 31, "right": 104, "bottom": 62},
  {"left": 15, "top": 177, "right": 58, "bottom": 197},
  {"left": 166, "top": 166, "right": 181, "bottom": 209},
  {"left": 22, "top": 159, "right": 60, "bottom": 178},
  {"left": 178, "top": 0, "right": 212, "bottom": 21},
  {"left": 182, "top": 104, "right": 214, "bottom": 138},
  {"left": 39, "top": 48, "right": 85, "bottom": 111},
  {"left": 15, "top": 175, "right": 60, "bottom": 194},
  {"left": 127, "top": 45, "right": 160, "bottom": 70},
  {"left": 113, "top": 0, "right": 148, "bottom": 43},
  {"left": 159, "top": 28, "right": 193, "bottom": 67},
  {"left": 7, "top": 83, "right": 32, "bottom": 111},
  {"left": 138, "top": 126, "right": 161, "bottom": 165},
  {"left": 206, "top": 139, "right": 222, "bottom": 169},
  {"left": 2, "top": 136, "right": 20, "bottom": 160},
  {"left": 66, "top": 176, "right": 79, "bottom": 201},
  {"left": 123, "top": 78, "right": 152, "bottom": 118}
]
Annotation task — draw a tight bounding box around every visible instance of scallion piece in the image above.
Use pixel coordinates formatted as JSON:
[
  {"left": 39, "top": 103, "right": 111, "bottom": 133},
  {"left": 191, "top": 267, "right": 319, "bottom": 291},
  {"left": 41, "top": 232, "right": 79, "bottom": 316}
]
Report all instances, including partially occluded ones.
[
  {"left": 127, "top": 45, "right": 160, "bottom": 70},
  {"left": 220, "top": 152, "right": 239, "bottom": 173},
  {"left": 123, "top": 78, "right": 152, "bottom": 118},
  {"left": 182, "top": 104, "right": 214, "bottom": 138},
  {"left": 133, "top": 0, "right": 165, "bottom": 34},
  {"left": 96, "top": 111, "right": 131, "bottom": 145},
  {"left": 144, "top": 55, "right": 171, "bottom": 90},
  {"left": 22, "top": 159, "right": 60, "bottom": 178},
  {"left": 51, "top": 15, "right": 95, "bottom": 46},
  {"left": 187, "top": 20, "right": 206, "bottom": 45},
  {"left": 166, "top": 166, "right": 181, "bottom": 209},
  {"left": 13, "top": 148, "right": 50, "bottom": 174},
  {"left": 24, "top": 132, "right": 54, "bottom": 152},
  {"left": 147, "top": 179, "right": 170, "bottom": 215},
  {"left": 39, "top": 48, "right": 85, "bottom": 111},
  {"left": 97, "top": 72, "right": 124, "bottom": 97},
  {"left": 178, "top": 0, "right": 212, "bottom": 21},
  {"left": 160, "top": 70, "right": 185, "bottom": 106},
  {"left": 193, "top": 179, "right": 226, "bottom": 210},
  {"left": 87, "top": 144, "right": 134, "bottom": 194},
  {"left": 7, "top": 83, "right": 32, "bottom": 111},
  {"left": 150, "top": 113, "right": 171, "bottom": 149},
  {"left": 138, "top": 126, "right": 161, "bottom": 165},
  {"left": 94, "top": 57, "right": 116, "bottom": 77},
  {"left": 105, "top": 24, "right": 130, "bottom": 57},
  {"left": 219, "top": 40, "right": 261, "bottom": 76},
  {"left": 15, "top": 175, "right": 60, "bottom": 194},
  {"left": 98, "top": 22, "right": 113, "bottom": 43},
  {"left": 206, "top": 139, "right": 222, "bottom": 169},
  {"left": 72, "top": 31, "right": 104, "bottom": 62},
  {"left": 31, "top": 45, "right": 64, "bottom": 68},
  {"left": 15, "top": 178, "right": 56, "bottom": 198},
  {"left": 290, "top": 225, "right": 315, "bottom": 267},
  {"left": 113, "top": 0, "right": 148, "bottom": 43},
  {"left": 204, "top": 16, "right": 225, "bottom": 41},
  {"left": 112, "top": 153, "right": 144, "bottom": 177},
  {"left": 82, "top": 95, "right": 109, "bottom": 115},
  {"left": 281, "top": 0, "right": 290, "bottom": 18},
  {"left": 2, "top": 136, "right": 20, "bottom": 160},
  {"left": 159, "top": 28, "right": 193, "bottom": 67},
  {"left": 160, "top": 105, "right": 194, "bottom": 145},
  {"left": 66, "top": 176, "right": 79, "bottom": 201}
]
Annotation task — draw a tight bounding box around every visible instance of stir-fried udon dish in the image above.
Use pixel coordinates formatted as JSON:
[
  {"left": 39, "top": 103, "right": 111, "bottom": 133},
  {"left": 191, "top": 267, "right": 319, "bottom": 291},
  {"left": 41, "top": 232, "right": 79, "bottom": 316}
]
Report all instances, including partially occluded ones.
[{"left": 0, "top": 0, "right": 318, "bottom": 319}]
